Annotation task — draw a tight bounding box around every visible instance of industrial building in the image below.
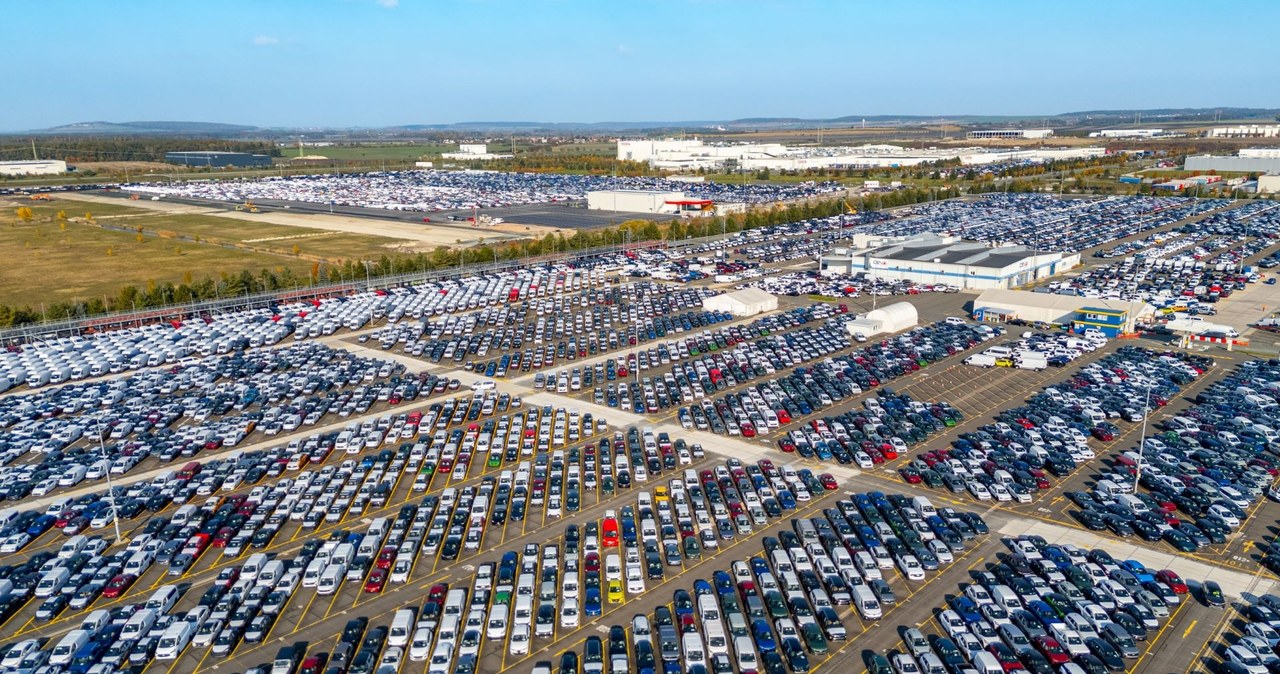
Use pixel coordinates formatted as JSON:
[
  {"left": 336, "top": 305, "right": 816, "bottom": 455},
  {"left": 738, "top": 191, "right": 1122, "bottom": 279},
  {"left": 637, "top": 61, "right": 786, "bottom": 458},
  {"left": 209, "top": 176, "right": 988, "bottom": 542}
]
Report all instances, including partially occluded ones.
[
  {"left": 441, "top": 143, "right": 514, "bottom": 161},
  {"left": 585, "top": 189, "right": 735, "bottom": 216},
  {"left": 164, "top": 151, "right": 272, "bottom": 168},
  {"left": 818, "top": 233, "right": 1079, "bottom": 290},
  {"left": 1184, "top": 152, "right": 1280, "bottom": 174},
  {"left": 0, "top": 160, "right": 67, "bottom": 176},
  {"left": 1259, "top": 174, "right": 1280, "bottom": 194},
  {"left": 971, "top": 289, "right": 1155, "bottom": 334},
  {"left": 844, "top": 302, "right": 918, "bottom": 339},
  {"left": 586, "top": 189, "right": 684, "bottom": 214},
  {"left": 1088, "top": 129, "right": 1165, "bottom": 138},
  {"left": 1206, "top": 124, "right": 1280, "bottom": 138},
  {"left": 615, "top": 139, "right": 1102, "bottom": 171},
  {"left": 701, "top": 288, "right": 778, "bottom": 317},
  {"left": 965, "top": 129, "right": 1054, "bottom": 140}
]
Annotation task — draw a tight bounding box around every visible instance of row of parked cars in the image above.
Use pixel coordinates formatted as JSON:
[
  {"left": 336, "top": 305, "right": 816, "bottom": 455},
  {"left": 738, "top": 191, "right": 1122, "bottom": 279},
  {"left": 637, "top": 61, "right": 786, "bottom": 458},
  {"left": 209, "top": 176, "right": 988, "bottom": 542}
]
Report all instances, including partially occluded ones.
[
  {"left": 963, "top": 331, "right": 1101, "bottom": 370},
  {"left": 0, "top": 344, "right": 438, "bottom": 506},
  {"left": 599, "top": 319, "right": 855, "bottom": 419},
  {"left": 542, "top": 492, "right": 990, "bottom": 674},
  {"left": 745, "top": 271, "right": 960, "bottom": 299},
  {"left": 904, "top": 346, "right": 1213, "bottom": 502},
  {"left": 0, "top": 266, "right": 608, "bottom": 396},
  {"left": 1071, "top": 359, "right": 1280, "bottom": 554},
  {"left": 676, "top": 320, "right": 995, "bottom": 442},
  {"left": 1215, "top": 595, "right": 1280, "bottom": 674},
  {"left": 870, "top": 535, "right": 1193, "bottom": 674},
  {"left": 365, "top": 282, "right": 734, "bottom": 377},
  {"left": 871, "top": 194, "right": 1233, "bottom": 254}
]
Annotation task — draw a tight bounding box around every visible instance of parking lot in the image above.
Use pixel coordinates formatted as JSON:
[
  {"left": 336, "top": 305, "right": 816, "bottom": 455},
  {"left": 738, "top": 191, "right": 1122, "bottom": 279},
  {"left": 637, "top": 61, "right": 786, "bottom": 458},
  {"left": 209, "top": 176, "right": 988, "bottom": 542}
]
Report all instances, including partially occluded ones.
[{"left": 5, "top": 196, "right": 1280, "bottom": 674}]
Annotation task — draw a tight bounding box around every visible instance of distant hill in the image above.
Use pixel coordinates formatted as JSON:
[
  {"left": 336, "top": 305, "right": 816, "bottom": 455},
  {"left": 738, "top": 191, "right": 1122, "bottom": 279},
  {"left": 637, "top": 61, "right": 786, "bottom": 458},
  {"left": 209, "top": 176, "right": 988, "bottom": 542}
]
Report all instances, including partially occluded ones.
[
  {"left": 29, "top": 121, "right": 258, "bottom": 135},
  {"left": 18, "top": 109, "right": 1280, "bottom": 137}
]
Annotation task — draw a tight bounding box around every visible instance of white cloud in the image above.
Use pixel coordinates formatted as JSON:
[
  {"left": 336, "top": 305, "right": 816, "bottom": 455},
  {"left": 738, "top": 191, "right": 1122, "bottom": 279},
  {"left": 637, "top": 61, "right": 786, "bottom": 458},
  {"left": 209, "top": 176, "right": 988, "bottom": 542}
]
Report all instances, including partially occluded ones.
[
  {"left": 376, "top": 0, "right": 399, "bottom": 7},
  {"left": 616, "top": 43, "right": 634, "bottom": 54},
  {"left": 252, "top": 35, "right": 280, "bottom": 46}
]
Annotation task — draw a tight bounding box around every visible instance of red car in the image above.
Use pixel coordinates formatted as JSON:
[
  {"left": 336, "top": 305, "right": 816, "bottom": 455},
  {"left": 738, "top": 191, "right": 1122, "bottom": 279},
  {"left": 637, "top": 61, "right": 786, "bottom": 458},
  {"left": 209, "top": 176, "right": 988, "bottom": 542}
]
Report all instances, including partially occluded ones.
[
  {"left": 1157, "top": 569, "right": 1189, "bottom": 594},
  {"left": 376, "top": 546, "right": 398, "bottom": 570},
  {"left": 427, "top": 583, "right": 448, "bottom": 606},
  {"left": 102, "top": 573, "right": 137, "bottom": 598},
  {"left": 740, "top": 423, "right": 756, "bottom": 438},
  {"left": 819, "top": 474, "right": 838, "bottom": 490},
  {"left": 1032, "top": 636, "right": 1070, "bottom": 665},
  {"left": 364, "top": 568, "right": 388, "bottom": 593},
  {"left": 776, "top": 410, "right": 792, "bottom": 424}
]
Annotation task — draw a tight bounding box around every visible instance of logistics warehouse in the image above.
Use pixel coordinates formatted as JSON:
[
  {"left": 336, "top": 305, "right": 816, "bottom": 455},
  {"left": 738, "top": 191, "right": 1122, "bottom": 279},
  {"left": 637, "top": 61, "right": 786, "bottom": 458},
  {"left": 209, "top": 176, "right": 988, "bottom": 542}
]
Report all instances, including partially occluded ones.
[{"left": 818, "top": 233, "right": 1079, "bottom": 290}]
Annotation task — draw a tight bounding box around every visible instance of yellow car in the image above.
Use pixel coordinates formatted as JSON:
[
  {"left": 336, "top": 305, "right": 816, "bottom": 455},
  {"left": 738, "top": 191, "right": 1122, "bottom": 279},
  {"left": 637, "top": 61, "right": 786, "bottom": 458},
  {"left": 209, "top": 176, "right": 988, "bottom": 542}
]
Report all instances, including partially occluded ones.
[
  {"left": 994, "top": 357, "right": 1014, "bottom": 367},
  {"left": 607, "top": 580, "right": 624, "bottom": 604}
]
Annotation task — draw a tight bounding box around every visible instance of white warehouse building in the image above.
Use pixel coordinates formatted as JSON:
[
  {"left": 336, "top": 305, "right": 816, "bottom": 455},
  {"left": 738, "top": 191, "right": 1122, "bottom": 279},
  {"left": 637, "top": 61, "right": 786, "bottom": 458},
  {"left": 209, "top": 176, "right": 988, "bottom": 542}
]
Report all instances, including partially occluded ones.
[
  {"left": 702, "top": 288, "right": 778, "bottom": 317},
  {"left": 586, "top": 189, "right": 684, "bottom": 214},
  {"left": 0, "top": 160, "right": 67, "bottom": 176},
  {"left": 819, "top": 233, "right": 1079, "bottom": 290},
  {"left": 844, "top": 302, "right": 919, "bottom": 339}
]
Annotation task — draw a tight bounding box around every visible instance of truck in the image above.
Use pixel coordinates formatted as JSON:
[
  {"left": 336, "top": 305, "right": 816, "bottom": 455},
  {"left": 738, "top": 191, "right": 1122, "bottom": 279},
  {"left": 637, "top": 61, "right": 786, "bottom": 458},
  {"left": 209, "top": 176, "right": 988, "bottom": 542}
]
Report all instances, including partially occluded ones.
[
  {"left": 964, "top": 354, "right": 996, "bottom": 368},
  {"left": 1014, "top": 354, "right": 1048, "bottom": 371}
]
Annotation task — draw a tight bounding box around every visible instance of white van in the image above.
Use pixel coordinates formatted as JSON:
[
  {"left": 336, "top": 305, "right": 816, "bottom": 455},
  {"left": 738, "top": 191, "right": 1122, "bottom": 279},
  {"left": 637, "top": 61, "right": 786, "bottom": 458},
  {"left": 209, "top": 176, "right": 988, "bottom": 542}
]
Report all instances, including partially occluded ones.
[
  {"left": 146, "top": 585, "right": 180, "bottom": 614},
  {"left": 389, "top": 609, "right": 415, "bottom": 647},
  {"left": 317, "top": 564, "right": 343, "bottom": 595},
  {"left": 852, "top": 585, "right": 882, "bottom": 620},
  {"left": 242, "top": 553, "right": 269, "bottom": 581},
  {"left": 80, "top": 609, "right": 112, "bottom": 636},
  {"left": 303, "top": 558, "right": 326, "bottom": 588},
  {"left": 155, "top": 619, "right": 197, "bottom": 660},
  {"left": 35, "top": 567, "right": 71, "bottom": 598},
  {"left": 258, "top": 560, "right": 286, "bottom": 587},
  {"left": 121, "top": 609, "right": 158, "bottom": 640},
  {"left": 487, "top": 603, "right": 510, "bottom": 639},
  {"left": 972, "top": 651, "right": 1004, "bottom": 674},
  {"left": 49, "top": 630, "right": 91, "bottom": 666}
]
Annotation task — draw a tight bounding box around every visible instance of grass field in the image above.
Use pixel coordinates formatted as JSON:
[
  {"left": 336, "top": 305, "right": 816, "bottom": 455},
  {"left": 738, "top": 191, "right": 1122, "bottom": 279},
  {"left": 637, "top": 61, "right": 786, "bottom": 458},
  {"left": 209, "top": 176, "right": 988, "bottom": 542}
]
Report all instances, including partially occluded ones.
[
  {"left": 0, "top": 217, "right": 313, "bottom": 307},
  {"left": 0, "top": 197, "right": 417, "bottom": 307}
]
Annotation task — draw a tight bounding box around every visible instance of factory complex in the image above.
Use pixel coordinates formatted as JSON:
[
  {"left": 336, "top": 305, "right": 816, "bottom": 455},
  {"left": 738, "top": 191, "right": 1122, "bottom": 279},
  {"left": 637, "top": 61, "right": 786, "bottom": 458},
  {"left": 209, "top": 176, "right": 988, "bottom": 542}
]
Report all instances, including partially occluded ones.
[
  {"left": 819, "top": 232, "right": 1079, "bottom": 290},
  {"left": 616, "top": 138, "right": 1105, "bottom": 171}
]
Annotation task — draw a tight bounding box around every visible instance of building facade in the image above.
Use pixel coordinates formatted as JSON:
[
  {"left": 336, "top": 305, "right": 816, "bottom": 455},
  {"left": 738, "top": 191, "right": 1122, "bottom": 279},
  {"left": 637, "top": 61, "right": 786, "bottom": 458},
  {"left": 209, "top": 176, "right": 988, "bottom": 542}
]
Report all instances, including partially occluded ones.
[{"left": 0, "top": 160, "right": 67, "bottom": 176}]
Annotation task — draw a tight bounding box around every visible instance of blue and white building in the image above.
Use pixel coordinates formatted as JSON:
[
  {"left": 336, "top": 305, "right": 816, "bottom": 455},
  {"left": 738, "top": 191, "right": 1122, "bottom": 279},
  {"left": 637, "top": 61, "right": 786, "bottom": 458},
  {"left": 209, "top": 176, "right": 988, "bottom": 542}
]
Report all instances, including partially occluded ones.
[{"left": 819, "top": 233, "right": 1079, "bottom": 290}]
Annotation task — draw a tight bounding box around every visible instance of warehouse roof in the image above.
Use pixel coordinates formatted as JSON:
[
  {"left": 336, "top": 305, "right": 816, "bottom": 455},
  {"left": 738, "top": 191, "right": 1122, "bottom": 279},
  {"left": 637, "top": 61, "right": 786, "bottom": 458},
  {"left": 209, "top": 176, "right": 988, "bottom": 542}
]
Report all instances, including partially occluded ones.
[
  {"left": 869, "top": 239, "right": 1047, "bottom": 269},
  {"left": 718, "top": 287, "right": 776, "bottom": 305}
]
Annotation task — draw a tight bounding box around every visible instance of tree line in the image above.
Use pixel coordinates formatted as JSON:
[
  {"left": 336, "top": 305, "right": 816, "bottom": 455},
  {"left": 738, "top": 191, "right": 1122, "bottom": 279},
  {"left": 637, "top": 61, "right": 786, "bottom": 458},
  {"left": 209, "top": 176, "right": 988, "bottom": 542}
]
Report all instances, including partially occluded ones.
[{"left": 0, "top": 137, "right": 280, "bottom": 164}]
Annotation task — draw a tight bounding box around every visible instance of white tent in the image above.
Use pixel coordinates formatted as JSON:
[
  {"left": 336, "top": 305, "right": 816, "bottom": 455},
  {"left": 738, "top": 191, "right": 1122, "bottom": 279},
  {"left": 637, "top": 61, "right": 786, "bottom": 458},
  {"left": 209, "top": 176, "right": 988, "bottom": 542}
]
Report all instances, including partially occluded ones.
[
  {"left": 702, "top": 288, "right": 778, "bottom": 317},
  {"left": 845, "top": 301, "right": 918, "bottom": 339},
  {"left": 864, "top": 302, "right": 918, "bottom": 333}
]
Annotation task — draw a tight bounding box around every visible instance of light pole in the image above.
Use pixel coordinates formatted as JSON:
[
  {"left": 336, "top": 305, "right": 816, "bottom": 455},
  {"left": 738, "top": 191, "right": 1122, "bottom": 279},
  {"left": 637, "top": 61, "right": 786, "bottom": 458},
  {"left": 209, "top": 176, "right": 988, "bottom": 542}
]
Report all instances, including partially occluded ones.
[
  {"left": 1134, "top": 376, "right": 1154, "bottom": 488},
  {"left": 95, "top": 415, "right": 125, "bottom": 544}
]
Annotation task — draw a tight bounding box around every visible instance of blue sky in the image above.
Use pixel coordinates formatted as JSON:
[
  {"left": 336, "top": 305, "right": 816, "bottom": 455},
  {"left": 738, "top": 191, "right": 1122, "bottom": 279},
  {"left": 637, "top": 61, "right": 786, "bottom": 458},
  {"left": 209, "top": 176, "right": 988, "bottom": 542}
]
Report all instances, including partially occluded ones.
[{"left": 7, "top": 0, "right": 1278, "bottom": 130}]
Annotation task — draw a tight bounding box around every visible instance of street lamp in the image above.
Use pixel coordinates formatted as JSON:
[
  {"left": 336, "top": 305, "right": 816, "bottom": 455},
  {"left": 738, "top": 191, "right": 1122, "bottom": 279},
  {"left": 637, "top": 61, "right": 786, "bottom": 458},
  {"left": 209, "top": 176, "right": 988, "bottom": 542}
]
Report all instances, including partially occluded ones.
[
  {"left": 1134, "top": 376, "right": 1154, "bottom": 488},
  {"left": 94, "top": 415, "right": 125, "bottom": 545}
]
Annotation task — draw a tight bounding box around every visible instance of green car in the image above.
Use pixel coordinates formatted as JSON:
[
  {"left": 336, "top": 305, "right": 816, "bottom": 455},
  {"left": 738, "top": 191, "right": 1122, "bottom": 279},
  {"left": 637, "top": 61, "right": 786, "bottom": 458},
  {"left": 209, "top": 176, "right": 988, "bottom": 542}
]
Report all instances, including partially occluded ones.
[
  {"left": 801, "top": 622, "right": 828, "bottom": 655},
  {"left": 487, "top": 453, "right": 502, "bottom": 468},
  {"left": 865, "top": 653, "right": 893, "bottom": 674}
]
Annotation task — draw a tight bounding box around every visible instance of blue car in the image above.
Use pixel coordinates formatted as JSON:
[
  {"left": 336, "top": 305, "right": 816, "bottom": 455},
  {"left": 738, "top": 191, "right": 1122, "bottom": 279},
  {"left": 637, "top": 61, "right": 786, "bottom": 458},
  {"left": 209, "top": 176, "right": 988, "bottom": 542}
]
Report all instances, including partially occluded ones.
[
  {"left": 949, "top": 596, "right": 983, "bottom": 624},
  {"left": 584, "top": 588, "right": 602, "bottom": 616},
  {"left": 752, "top": 619, "right": 777, "bottom": 652},
  {"left": 1121, "top": 560, "right": 1156, "bottom": 583}
]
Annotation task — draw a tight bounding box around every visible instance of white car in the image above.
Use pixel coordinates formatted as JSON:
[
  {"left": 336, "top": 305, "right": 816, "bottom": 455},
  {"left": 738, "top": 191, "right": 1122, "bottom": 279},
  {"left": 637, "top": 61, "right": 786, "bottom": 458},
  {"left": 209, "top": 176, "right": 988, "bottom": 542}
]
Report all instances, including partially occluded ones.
[
  {"left": 560, "top": 598, "right": 580, "bottom": 628},
  {"left": 408, "top": 627, "right": 434, "bottom": 661},
  {"left": 508, "top": 623, "right": 531, "bottom": 655}
]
